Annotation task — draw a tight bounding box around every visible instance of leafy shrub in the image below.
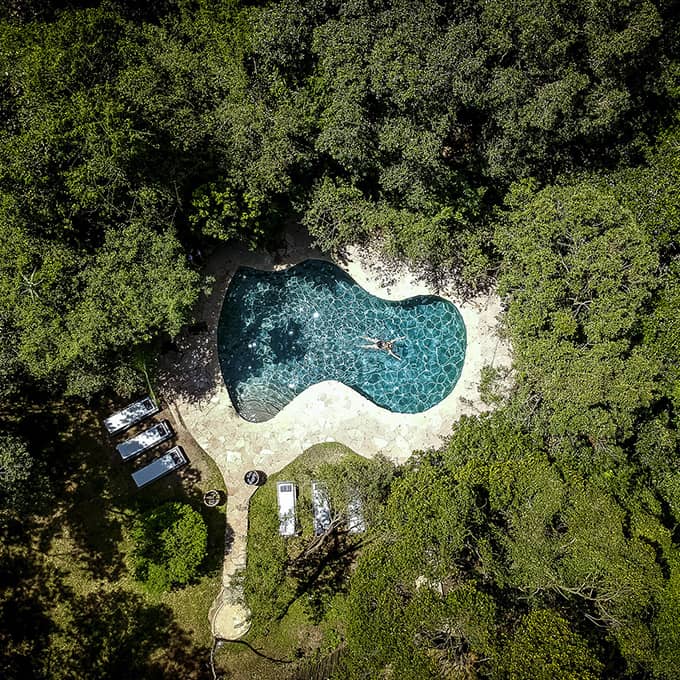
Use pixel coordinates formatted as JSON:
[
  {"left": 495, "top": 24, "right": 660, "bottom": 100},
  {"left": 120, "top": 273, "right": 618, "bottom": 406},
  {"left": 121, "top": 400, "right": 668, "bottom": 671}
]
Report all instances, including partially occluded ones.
[
  {"left": 130, "top": 502, "right": 208, "bottom": 593},
  {"left": 0, "top": 433, "right": 35, "bottom": 512}
]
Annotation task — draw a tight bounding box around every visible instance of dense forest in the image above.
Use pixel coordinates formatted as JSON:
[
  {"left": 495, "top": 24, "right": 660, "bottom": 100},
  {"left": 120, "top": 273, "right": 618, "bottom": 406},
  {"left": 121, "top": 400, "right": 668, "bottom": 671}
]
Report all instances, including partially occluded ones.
[{"left": 1, "top": 0, "right": 679, "bottom": 678}]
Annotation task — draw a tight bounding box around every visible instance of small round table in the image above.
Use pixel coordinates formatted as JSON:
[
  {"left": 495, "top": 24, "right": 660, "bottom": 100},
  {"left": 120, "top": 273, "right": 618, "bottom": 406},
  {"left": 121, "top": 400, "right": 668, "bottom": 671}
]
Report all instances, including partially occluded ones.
[
  {"left": 244, "top": 470, "right": 264, "bottom": 486},
  {"left": 203, "top": 489, "right": 221, "bottom": 507}
]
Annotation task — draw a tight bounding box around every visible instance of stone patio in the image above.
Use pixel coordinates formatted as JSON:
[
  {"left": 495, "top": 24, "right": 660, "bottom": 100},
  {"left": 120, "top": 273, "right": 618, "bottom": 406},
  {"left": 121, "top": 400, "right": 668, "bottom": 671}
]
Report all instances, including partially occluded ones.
[{"left": 158, "top": 228, "right": 511, "bottom": 639}]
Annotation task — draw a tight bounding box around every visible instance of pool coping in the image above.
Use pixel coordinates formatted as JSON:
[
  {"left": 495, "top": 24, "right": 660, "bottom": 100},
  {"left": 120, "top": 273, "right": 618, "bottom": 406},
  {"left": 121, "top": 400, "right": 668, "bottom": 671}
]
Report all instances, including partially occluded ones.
[{"left": 157, "top": 227, "right": 512, "bottom": 640}]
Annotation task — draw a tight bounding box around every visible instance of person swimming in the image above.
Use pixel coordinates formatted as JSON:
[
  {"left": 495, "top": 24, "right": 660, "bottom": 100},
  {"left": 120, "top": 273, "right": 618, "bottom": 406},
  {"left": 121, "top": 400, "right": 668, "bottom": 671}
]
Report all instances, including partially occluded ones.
[{"left": 361, "top": 336, "right": 404, "bottom": 360}]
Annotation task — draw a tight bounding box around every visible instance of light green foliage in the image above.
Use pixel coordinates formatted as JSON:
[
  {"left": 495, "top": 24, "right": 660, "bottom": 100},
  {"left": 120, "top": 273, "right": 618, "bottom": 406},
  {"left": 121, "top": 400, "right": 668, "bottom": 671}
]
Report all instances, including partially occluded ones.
[
  {"left": 339, "top": 421, "right": 509, "bottom": 676},
  {"left": 340, "top": 413, "right": 680, "bottom": 677},
  {"left": 381, "top": 205, "right": 456, "bottom": 264},
  {"left": 653, "top": 560, "right": 680, "bottom": 677},
  {"left": 478, "top": 364, "right": 511, "bottom": 406},
  {"left": 383, "top": 460, "right": 477, "bottom": 580},
  {"left": 189, "top": 180, "right": 271, "bottom": 247},
  {"left": 314, "top": 453, "right": 394, "bottom": 529},
  {"left": 241, "top": 483, "right": 294, "bottom": 632},
  {"left": 443, "top": 411, "right": 536, "bottom": 470},
  {"left": 131, "top": 502, "right": 208, "bottom": 593},
  {"left": 0, "top": 215, "right": 199, "bottom": 395},
  {"left": 496, "top": 179, "right": 660, "bottom": 444},
  {"left": 505, "top": 609, "right": 603, "bottom": 680},
  {"left": 502, "top": 472, "right": 665, "bottom": 634},
  {"left": 75, "top": 223, "right": 199, "bottom": 346},
  {"left": 454, "top": 416, "right": 672, "bottom": 655},
  {"left": 635, "top": 414, "right": 680, "bottom": 521},
  {"left": 345, "top": 545, "right": 498, "bottom": 679},
  {"left": 301, "top": 177, "right": 372, "bottom": 253},
  {"left": 340, "top": 450, "right": 500, "bottom": 676}
]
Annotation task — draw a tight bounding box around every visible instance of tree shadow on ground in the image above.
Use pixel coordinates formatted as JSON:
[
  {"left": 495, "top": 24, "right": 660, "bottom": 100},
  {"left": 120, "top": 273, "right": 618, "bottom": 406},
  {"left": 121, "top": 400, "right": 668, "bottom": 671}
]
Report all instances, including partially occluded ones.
[
  {"left": 223, "top": 521, "right": 235, "bottom": 555},
  {"left": 286, "top": 535, "right": 359, "bottom": 624},
  {"left": 156, "top": 313, "right": 221, "bottom": 409},
  {"left": 0, "top": 525, "right": 73, "bottom": 680},
  {"left": 44, "top": 588, "right": 211, "bottom": 680},
  {"left": 27, "top": 405, "right": 131, "bottom": 581},
  {"left": 2, "top": 398, "right": 228, "bottom": 678},
  {"left": 10, "top": 398, "right": 229, "bottom": 585},
  {"left": 0, "top": 397, "right": 130, "bottom": 581}
]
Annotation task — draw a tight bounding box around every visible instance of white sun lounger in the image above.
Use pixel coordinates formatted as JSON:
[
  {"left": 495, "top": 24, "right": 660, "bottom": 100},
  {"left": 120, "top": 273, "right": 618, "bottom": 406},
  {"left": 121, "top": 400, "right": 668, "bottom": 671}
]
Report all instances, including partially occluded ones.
[
  {"left": 132, "top": 445, "right": 187, "bottom": 489},
  {"left": 116, "top": 420, "right": 173, "bottom": 462},
  {"left": 277, "top": 481, "right": 297, "bottom": 537},
  {"left": 311, "top": 481, "right": 332, "bottom": 536},
  {"left": 103, "top": 396, "right": 159, "bottom": 435},
  {"left": 347, "top": 495, "right": 366, "bottom": 534}
]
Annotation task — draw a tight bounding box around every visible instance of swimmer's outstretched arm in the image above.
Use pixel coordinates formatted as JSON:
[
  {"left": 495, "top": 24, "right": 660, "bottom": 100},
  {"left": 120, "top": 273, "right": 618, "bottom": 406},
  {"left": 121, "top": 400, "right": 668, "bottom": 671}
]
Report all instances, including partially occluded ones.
[{"left": 387, "top": 349, "right": 402, "bottom": 360}]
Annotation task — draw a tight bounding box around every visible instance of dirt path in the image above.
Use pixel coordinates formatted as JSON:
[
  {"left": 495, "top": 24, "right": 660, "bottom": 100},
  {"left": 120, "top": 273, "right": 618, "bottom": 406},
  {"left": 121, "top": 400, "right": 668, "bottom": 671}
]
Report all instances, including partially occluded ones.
[{"left": 207, "top": 484, "right": 255, "bottom": 639}]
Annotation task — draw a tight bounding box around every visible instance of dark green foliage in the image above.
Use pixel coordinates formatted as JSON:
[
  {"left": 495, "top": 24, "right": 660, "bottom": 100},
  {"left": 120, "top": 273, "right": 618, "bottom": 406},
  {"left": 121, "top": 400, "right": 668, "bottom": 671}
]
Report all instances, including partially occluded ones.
[
  {"left": 131, "top": 501, "right": 208, "bottom": 593},
  {"left": 0, "top": 544, "right": 208, "bottom": 680},
  {"left": 293, "top": 0, "right": 679, "bottom": 269},
  {"left": 0, "top": 8, "right": 204, "bottom": 396},
  {"left": 2, "top": 0, "right": 679, "bottom": 395},
  {"left": 0, "top": 434, "right": 33, "bottom": 511}
]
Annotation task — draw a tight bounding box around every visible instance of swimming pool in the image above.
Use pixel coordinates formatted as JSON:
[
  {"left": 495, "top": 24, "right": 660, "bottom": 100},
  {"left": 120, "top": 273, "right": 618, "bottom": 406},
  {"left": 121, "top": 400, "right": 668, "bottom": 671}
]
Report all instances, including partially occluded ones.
[{"left": 217, "top": 260, "right": 466, "bottom": 422}]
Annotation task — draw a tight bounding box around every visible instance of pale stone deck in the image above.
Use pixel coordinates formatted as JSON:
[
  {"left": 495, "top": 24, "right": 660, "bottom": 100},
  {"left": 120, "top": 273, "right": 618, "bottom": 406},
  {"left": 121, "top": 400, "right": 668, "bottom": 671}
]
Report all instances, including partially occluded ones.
[{"left": 158, "top": 229, "right": 511, "bottom": 639}]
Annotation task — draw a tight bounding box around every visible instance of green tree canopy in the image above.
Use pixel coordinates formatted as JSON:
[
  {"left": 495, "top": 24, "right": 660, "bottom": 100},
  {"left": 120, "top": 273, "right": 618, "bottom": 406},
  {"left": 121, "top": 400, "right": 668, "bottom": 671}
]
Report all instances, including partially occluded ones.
[
  {"left": 339, "top": 413, "right": 680, "bottom": 678},
  {"left": 495, "top": 179, "right": 661, "bottom": 447},
  {"left": 130, "top": 501, "right": 208, "bottom": 593},
  {"left": 504, "top": 609, "right": 603, "bottom": 680}
]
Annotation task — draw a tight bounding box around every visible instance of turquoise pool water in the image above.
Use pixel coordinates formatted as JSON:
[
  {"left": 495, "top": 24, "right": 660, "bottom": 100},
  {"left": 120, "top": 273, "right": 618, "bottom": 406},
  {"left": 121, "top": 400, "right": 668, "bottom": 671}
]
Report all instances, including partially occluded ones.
[{"left": 217, "top": 260, "right": 466, "bottom": 422}]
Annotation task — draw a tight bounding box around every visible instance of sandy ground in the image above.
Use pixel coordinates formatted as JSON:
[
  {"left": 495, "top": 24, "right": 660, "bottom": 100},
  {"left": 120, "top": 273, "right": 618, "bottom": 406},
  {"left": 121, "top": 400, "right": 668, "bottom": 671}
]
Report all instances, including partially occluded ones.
[{"left": 158, "top": 227, "right": 511, "bottom": 639}]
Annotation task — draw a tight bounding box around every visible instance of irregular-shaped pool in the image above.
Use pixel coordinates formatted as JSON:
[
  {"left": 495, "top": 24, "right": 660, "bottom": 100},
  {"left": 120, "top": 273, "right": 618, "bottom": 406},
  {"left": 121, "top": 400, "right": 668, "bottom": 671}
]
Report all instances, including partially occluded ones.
[{"left": 217, "top": 260, "right": 466, "bottom": 422}]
